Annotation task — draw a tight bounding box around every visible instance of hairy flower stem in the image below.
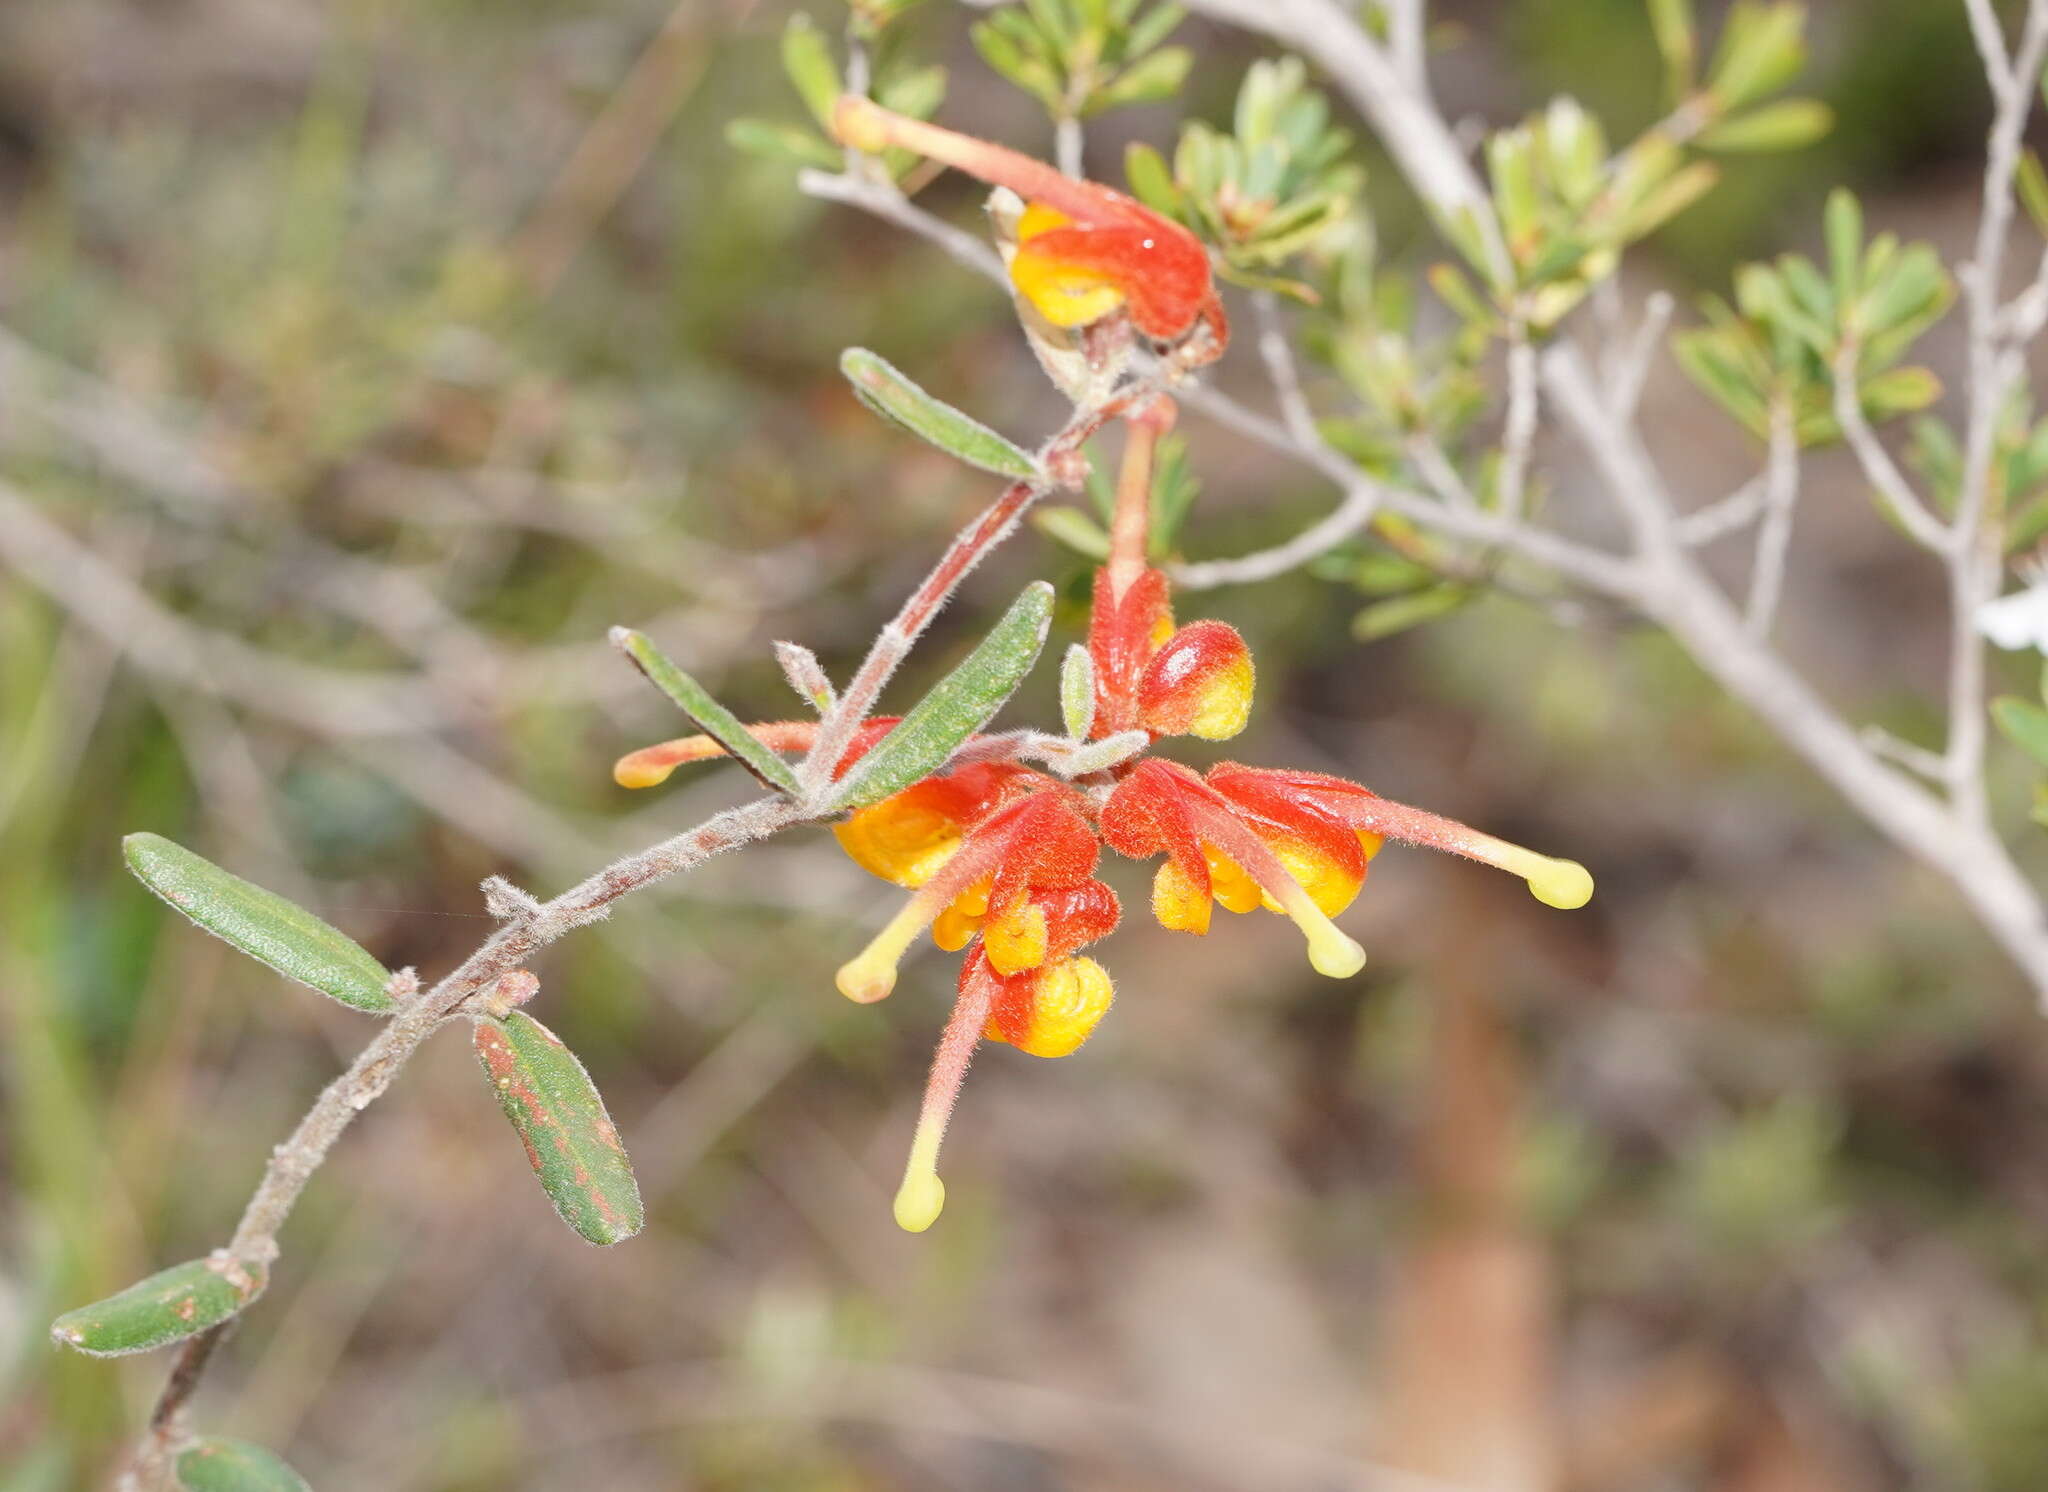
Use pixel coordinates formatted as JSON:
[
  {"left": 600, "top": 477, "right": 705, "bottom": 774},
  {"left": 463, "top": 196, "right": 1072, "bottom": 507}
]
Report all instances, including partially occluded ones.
[
  {"left": 1107, "top": 398, "right": 1174, "bottom": 602},
  {"left": 800, "top": 391, "right": 1145, "bottom": 796},
  {"left": 114, "top": 794, "right": 800, "bottom": 1489}
]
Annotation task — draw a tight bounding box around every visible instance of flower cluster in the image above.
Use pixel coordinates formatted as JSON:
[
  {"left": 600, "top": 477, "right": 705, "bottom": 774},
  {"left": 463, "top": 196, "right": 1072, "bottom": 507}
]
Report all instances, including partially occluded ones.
[
  {"left": 617, "top": 554, "right": 1589, "bottom": 1231},
  {"left": 617, "top": 104, "right": 1591, "bottom": 1232}
]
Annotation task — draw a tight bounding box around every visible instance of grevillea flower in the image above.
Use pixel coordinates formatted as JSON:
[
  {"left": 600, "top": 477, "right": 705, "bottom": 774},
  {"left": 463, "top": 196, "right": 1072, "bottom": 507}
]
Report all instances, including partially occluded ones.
[
  {"left": 614, "top": 158, "right": 1591, "bottom": 1233},
  {"left": 1088, "top": 565, "right": 1254, "bottom": 741},
  {"left": 833, "top": 96, "right": 1228, "bottom": 360}
]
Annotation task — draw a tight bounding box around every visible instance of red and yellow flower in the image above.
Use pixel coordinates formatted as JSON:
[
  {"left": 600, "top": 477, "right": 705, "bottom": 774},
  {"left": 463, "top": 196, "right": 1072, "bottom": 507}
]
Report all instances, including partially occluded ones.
[
  {"left": 833, "top": 96, "right": 1228, "bottom": 359},
  {"left": 612, "top": 120, "right": 1591, "bottom": 1233}
]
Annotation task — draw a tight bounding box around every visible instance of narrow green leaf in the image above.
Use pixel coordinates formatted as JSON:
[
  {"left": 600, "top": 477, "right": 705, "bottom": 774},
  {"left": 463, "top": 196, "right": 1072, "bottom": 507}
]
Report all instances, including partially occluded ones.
[
  {"left": 123, "top": 834, "right": 392, "bottom": 1013},
  {"left": 476, "top": 1012, "right": 644, "bottom": 1246},
  {"left": 612, "top": 630, "right": 801, "bottom": 795},
  {"left": 1859, "top": 366, "right": 1942, "bottom": 420},
  {"left": 176, "top": 1440, "right": 311, "bottom": 1492},
  {"left": 1706, "top": 0, "right": 1807, "bottom": 111},
  {"left": 1089, "top": 46, "right": 1192, "bottom": 112},
  {"left": 1694, "top": 98, "right": 1832, "bottom": 152},
  {"left": 1032, "top": 504, "right": 1112, "bottom": 559},
  {"left": 1123, "top": 141, "right": 1181, "bottom": 215},
  {"left": 1824, "top": 188, "right": 1863, "bottom": 321},
  {"left": 51, "top": 1256, "right": 267, "bottom": 1357},
  {"left": 1060, "top": 642, "right": 1096, "bottom": 739},
  {"left": 1351, "top": 585, "right": 1474, "bottom": 642},
  {"left": 1613, "top": 161, "right": 1719, "bottom": 242},
  {"left": 1647, "top": 0, "right": 1697, "bottom": 101},
  {"left": 1427, "top": 262, "right": 1497, "bottom": 326},
  {"left": 780, "top": 14, "right": 843, "bottom": 131},
  {"left": 839, "top": 349, "right": 1041, "bottom": 480},
  {"left": 833, "top": 582, "right": 1057, "bottom": 809},
  {"left": 725, "top": 118, "right": 843, "bottom": 171},
  {"left": 1995, "top": 695, "right": 2048, "bottom": 768},
  {"left": 2019, "top": 149, "right": 2048, "bottom": 244}
]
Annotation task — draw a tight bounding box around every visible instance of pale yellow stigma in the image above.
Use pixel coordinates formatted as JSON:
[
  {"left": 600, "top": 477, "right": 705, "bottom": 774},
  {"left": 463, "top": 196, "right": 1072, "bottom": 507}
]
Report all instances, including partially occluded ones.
[
  {"left": 1460, "top": 831, "right": 1595, "bottom": 910},
  {"left": 895, "top": 1118, "right": 948, "bottom": 1232},
  {"left": 894, "top": 1169, "right": 946, "bottom": 1233},
  {"left": 1525, "top": 858, "right": 1594, "bottom": 909},
  {"left": 1269, "top": 875, "right": 1367, "bottom": 979},
  {"left": 835, "top": 893, "right": 937, "bottom": 1004}
]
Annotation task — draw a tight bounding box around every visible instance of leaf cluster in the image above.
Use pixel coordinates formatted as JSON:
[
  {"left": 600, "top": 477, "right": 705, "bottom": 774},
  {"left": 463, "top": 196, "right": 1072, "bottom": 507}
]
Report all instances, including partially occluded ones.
[
  {"left": 1674, "top": 189, "right": 1951, "bottom": 447},
  {"left": 1124, "top": 57, "right": 1364, "bottom": 296},
  {"left": 973, "top": 0, "right": 1192, "bottom": 122}
]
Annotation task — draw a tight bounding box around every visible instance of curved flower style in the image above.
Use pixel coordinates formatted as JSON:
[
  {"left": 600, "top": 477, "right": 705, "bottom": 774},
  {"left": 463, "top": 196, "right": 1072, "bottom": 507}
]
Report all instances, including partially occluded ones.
[{"left": 833, "top": 95, "right": 1228, "bottom": 361}]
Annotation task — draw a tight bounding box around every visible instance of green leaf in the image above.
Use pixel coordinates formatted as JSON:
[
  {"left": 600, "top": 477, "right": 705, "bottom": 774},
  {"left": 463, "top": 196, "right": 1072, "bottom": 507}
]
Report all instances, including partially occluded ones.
[
  {"left": 1995, "top": 695, "right": 2048, "bottom": 768},
  {"left": 1694, "top": 98, "right": 1833, "bottom": 152},
  {"left": 476, "top": 1012, "right": 644, "bottom": 1246},
  {"left": 123, "top": 834, "right": 392, "bottom": 1013},
  {"left": 839, "top": 349, "right": 1041, "bottom": 481},
  {"left": 51, "top": 1256, "right": 267, "bottom": 1357},
  {"left": 1647, "top": 0, "right": 1698, "bottom": 101},
  {"left": 1060, "top": 642, "right": 1096, "bottom": 739},
  {"left": 176, "top": 1440, "right": 311, "bottom": 1492},
  {"left": 1824, "top": 188, "right": 1863, "bottom": 320},
  {"left": 1032, "top": 503, "right": 1112, "bottom": 560},
  {"left": 780, "top": 14, "right": 842, "bottom": 131},
  {"left": 612, "top": 631, "right": 801, "bottom": 794},
  {"left": 1613, "top": 161, "right": 1719, "bottom": 242},
  {"left": 1089, "top": 46, "right": 1192, "bottom": 112},
  {"left": 1859, "top": 366, "right": 1942, "bottom": 421},
  {"left": 1123, "top": 141, "right": 1181, "bottom": 215},
  {"left": 1706, "top": 0, "right": 1808, "bottom": 112},
  {"left": 725, "top": 118, "right": 843, "bottom": 171},
  {"left": 1351, "top": 585, "right": 1474, "bottom": 641},
  {"left": 833, "top": 581, "right": 1056, "bottom": 809},
  {"left": 2019, "top": 150, "right": 2048, "bottom": 240}
]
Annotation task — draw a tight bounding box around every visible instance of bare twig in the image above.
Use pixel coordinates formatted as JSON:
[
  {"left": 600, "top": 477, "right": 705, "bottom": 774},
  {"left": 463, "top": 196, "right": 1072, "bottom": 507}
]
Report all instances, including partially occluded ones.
[
  {"left": 1497, "top": 317, "right": 1538, "bottom": 522},
  {"left": 1832, "top": 346, "right": 1952, "bottom": 554},
  {"left": 1950, "top": 0, "right": 2048, "bottom": 827},
  {"left": 1677, "top": 476, "right": 1768, "bottom": 547},
  {"left": 1743, "top": 397, "right": 1802, "bottom": 637},
  {"left": 1253, "top": 291, "right": 1321, "bottom": 445}
]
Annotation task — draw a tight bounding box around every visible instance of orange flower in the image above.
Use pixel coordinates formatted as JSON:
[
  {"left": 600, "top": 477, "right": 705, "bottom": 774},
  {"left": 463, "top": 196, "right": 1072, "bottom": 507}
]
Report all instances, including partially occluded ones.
[{"left": 833, "top": 96, "right": 1227, "bottom": 357}]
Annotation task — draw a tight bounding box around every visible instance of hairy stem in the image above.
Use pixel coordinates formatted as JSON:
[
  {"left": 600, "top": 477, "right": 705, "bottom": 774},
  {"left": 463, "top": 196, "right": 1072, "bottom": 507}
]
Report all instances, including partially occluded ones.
[{"left": 115, "top": 794, "right": 800, "bottom": 1487}]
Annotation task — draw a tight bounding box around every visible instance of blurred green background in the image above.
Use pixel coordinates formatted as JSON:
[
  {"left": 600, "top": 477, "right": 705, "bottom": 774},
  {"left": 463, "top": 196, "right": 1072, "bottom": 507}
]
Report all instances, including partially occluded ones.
[{"left": 6, "top": 1, "right": 2048, "bottom": 1488}]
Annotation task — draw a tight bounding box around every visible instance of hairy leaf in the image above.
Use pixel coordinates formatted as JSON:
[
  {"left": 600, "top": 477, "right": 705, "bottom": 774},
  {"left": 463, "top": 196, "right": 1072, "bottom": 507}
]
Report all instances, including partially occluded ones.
[
  {"left": 51, "top": 1256, "right": 267, "bottom": 1357},
  {"left": 176, "top": 1440, "right": 312, "bottom": 1492},
  {"left": 123, "top": 834, "right": 392, "bottom": 1013},
  {"left": 833, "top": 581, "right": 1056, "bottom": 809},
  {"left": 476, "top": 1012, "right": 644, "bottom": 1246},
  {"left": 840, "top": 349, "right": 1041, "bottom": 480},
  {"left": 1060, "top": 642, "right": 1096, "bottom": 739},
  {"left": 613, "top": 630, "right": 801, "bottom": 795}
]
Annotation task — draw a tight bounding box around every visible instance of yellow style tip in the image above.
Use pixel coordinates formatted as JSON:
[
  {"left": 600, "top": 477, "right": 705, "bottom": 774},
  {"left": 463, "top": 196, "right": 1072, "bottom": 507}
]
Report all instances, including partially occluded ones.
[
  {"left": 1306, "top": 925, "right": 1367, "bottom": 979},
  {"left": 1526, "top": 858, "right": 1594, "bottom": 910},
  {"left": 612, "top": 758, "right": 676, "bottom": 790},
  {"left": 894, "top": 1170, "right": 946, "bottom": 1233},
  {"left": 835, "top": 958, "right": 898, "bottom": 1004},
  {"left": 833, "top": 95, "right": 891, "bottom": 153}
]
